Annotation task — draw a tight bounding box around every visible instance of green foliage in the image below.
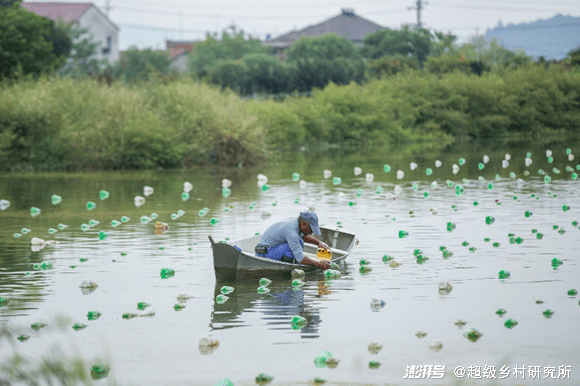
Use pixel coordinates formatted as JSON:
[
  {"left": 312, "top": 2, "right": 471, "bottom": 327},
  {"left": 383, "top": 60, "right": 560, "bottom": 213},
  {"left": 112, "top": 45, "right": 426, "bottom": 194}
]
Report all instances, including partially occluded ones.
[
  {"left": 362, "top": 25, "right": 432, "bottom": 66},
  {"left": 397, "top": 65, "right": 579, "bottom": 138},
  {"left": 209, "top": 59, "right": 245, "bottom": 92},
  {"left": 45, "top": 20, "right": 72, "bottom": 59},
  {"left": 204, "top": 33, "right": 365, "bottom": 95},
  {"left": 430, "top": 31, "right": 459, "bottom": 57},
  {"left": 565, "top": 46, "right": 580, "bottom": 67},
  {"left": 286, "top": 34, "right": 365, "bottom": 91},
  {"left": 501, "top": 64, "right": 580, "bottom": 133},
  {"left": 241, "top": 53, "right": 290, "bottom": 95},
  {"left": 0, "top": 0, "right": 18, "bottom": 7},
  {"left": 425, "top": 36, "right": 534, "bottom": 76},
  {"left": 424, "top": 55, "right": 475, "bottom": 76},
  {"left": 1, "top": 62, "right": 578, "bottom": 170},
  {"left": 57, "top": 19, "right": 104, "bottom": 76},
  {"left": 0, "top": 316, "right": 95, "bottom": 386},
  {"left": 461, "top": 36, "right": 534, "bottom": 73},
  {"left": 366, "top": 54, "right": 420, "bottom": 78},
  {"left": 246, "top": 98, "right": 307, "bottom": 146},
  {"left": 0, "top": 76, "right": 268, "bottom": 171},
  {"left": 189, "top": 25, "right": 269, "bottom": 78},
  {"left": 247, "top": 64, "right": 580, "bottom": 149},
  {"left": 209, "top": 54, "right": 290, "bottom": 95},
  {"left": 0, "top": 2, "right": 67, "bottom": 79},
  {"left": 248, "top": 77, "right": 454, "bottom": 149},
  {"left": 112, "top": 47, "right": 172, "bottom": 83},
  {"left": 287, "top": 33, "right": 362, "bottom": 63}
]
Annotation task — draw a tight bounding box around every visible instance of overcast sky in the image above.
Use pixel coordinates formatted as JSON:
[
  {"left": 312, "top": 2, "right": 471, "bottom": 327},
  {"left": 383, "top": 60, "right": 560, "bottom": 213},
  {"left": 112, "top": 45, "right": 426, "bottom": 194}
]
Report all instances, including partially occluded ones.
[{"left": 26, "top": 0, "right": 580, "bottom": 50}]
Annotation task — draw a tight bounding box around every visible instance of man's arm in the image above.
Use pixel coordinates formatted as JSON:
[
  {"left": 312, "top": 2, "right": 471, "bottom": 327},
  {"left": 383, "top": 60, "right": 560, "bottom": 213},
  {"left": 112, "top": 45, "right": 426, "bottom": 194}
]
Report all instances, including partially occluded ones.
[
  {"left": 301, "top": 255, "right": 331, "bottom": 270},
  {"left": 303, "top": 235, "right": 330, "bottom": 250}
]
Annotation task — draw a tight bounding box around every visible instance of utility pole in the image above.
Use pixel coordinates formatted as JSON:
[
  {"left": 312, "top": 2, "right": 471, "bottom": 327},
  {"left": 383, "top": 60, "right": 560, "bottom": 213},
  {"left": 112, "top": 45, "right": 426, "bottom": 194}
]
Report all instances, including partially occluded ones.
[
  {"left": 407, "top": 0, "right": 427, "bottom": 29},
  {"left": 103, "top": 0, "right": 113, "bottom": 16}
]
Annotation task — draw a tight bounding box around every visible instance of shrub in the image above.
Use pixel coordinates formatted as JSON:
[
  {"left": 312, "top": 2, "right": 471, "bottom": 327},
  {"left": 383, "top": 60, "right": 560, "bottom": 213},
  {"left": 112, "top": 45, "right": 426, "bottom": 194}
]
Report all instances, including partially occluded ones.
[
  {"left": 0, "top": 76, "right": 268, "bottom": 171},
  {"left": 366, "top": 54, "right": 420, "bottom": 78}
]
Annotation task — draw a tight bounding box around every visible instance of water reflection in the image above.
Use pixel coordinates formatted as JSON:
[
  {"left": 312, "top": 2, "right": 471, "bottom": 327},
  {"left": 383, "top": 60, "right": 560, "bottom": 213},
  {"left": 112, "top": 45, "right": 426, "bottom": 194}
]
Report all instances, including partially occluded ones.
[
  {"left": 210, "top": 279, "right": 326, "bottom": 338},
  {"left": 2, "top": 140, "right": 580, "bottom": 384}
]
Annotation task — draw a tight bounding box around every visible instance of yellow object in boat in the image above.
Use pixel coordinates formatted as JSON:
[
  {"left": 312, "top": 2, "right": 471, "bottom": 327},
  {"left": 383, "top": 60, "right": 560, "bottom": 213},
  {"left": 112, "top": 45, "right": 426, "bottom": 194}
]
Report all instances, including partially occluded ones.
[{"left": 317, "top": 248, "right": 332, "bottom": 261}]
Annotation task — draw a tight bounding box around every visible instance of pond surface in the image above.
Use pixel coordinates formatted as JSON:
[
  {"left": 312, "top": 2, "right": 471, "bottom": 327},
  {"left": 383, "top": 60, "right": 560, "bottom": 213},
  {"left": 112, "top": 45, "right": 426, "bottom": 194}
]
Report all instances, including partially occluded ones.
[{"left": 1, "top": 140, "right": 580, "bottom": 386}]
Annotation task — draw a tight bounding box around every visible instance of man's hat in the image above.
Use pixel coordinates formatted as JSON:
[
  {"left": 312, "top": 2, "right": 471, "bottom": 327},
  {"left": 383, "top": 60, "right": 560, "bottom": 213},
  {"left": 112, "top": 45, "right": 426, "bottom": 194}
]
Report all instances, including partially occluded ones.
[{"left": 300, "top": 211, "right": 321, "bottom": 236}]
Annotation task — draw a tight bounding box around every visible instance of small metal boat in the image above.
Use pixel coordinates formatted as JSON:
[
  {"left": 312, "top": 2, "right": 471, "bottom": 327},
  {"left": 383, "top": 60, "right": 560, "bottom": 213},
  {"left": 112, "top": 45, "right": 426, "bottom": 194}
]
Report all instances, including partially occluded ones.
[{"left": 209, "top": 226, "right": 357, "bottom": 281}]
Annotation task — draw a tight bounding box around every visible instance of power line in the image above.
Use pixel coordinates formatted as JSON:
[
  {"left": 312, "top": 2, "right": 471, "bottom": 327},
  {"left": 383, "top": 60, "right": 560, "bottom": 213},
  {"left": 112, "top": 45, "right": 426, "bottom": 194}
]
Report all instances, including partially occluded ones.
[
  {"left": 109, "top": 5, "right": 345, "bottom": 19},
  {"left": 117, "top": 20, "right": 580, "bottom": 37},
  {"left": 368, "top": 8, "right": 411, "bottom": 15},
  {"left": 118, "top": 23, "right": 209, "bottom": 34},
  {"left": 108, "top": 4, "right": 411, "bottom": 19},
  {"left": 108, "top": 0, "right": 390, "bottom": 11}
]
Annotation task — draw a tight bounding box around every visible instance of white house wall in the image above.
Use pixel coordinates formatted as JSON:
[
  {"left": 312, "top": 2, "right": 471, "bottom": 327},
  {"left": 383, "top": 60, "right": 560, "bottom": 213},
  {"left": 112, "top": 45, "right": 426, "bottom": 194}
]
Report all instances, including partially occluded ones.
[
  {"left": 170, "top": 54, "right": 190, "bottom": 73},
  {"left": 78, "top": 6, "right": 119, "bottom": 64}
]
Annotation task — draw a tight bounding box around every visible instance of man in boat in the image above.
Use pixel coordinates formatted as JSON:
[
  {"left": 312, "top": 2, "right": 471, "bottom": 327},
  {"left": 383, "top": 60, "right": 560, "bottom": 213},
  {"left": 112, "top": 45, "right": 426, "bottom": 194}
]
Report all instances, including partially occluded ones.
[{"left": 255, "top": 211, "right": 331, "bottom": 270}]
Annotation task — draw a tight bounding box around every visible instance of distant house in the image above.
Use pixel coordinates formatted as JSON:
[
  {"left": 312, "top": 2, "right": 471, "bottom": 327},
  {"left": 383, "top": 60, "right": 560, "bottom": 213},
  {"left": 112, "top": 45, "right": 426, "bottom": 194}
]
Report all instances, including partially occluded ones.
[
  {"left": 22, "top": 2, "right": 120, "bottom": 64},
  {"left": 166, "top": 40, "right": 197, "bottom": 73},
  {"left": 263, "top": 8, "right": 384, "bottom": 59}
]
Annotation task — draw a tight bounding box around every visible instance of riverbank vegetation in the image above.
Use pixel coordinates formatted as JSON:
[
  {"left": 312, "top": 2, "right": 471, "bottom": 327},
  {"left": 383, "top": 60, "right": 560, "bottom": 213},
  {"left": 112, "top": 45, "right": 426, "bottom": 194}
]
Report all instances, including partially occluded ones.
[
  {"left": 1, "top": 63, "right": 579, "bottom": 171},
  {"left": 0, "top": 77, "right": 266, "bottom": 171},
  {"left": 1, "top": 1, "right": 579, "bottom": 171}
]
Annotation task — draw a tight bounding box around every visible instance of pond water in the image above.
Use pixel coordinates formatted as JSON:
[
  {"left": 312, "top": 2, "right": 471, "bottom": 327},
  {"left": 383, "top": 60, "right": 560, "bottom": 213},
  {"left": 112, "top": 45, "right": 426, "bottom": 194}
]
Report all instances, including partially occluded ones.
[{"left": 1, "top": 140, "right": 579, "bottom": 386}]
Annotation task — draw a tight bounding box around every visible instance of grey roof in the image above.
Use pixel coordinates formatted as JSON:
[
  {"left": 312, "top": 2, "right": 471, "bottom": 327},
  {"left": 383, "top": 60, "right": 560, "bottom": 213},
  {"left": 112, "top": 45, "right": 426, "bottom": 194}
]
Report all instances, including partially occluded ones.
[{"left": 270, "top": 9, "right": 384, "bottom": 46}]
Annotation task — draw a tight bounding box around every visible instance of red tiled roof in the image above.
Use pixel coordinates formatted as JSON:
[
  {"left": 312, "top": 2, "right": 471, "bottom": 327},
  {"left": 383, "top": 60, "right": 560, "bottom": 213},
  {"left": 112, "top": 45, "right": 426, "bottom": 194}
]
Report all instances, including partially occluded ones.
[
  {"left": 167, "top": 42, "right": 195, "bottom": 59},
  {"left": 170, "top": 48, "right": 185, "bottom": 59},
  {"left": 21, "top": 2, "right": 92, "bottom": 22},
  {"left": 166, "top": 40, "right": 197, "bottom": 51}
]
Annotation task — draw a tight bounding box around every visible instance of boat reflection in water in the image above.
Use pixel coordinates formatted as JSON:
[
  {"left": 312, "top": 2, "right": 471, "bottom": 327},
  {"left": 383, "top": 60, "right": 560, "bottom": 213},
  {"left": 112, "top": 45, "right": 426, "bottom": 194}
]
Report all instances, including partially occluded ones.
[{"left": 209, "top": 278, "right": 338, "bottom": 339}]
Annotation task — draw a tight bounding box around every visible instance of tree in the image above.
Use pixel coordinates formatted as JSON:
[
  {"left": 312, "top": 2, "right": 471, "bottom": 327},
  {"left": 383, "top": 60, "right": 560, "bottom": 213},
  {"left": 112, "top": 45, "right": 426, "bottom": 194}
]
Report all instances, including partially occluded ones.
[
  {"left": 362, "top": 25, "right": 432, "bottom": 66},
  {"left": 565, "top": 46, "right": 580, "bottom": 67},
  {"left": 189, "top": 24, "right": 269, "bottom": 78},
  {"left": 112, "top": 47, "right": 172, "bottom": 83},
  {"left": 366, "top": 54, "right": 420, "bottom": 78},
  {"left": 463, "top": 36, "right": 533, "bottom": 73},
  {"left": 285, "top": 34, "right": 365, "bottom": 91},
  {"left": 208, "top": 54, "right": 290, "bottom": 95},
  {"left": 430, "top": 31, "right": 458, "bottom": 57},
  {"left": 424, "top": 54, "right": 475, "bottom": 76},
  {"left": 425, "top": 36, "right": 534, "bottom": 76},
  {"left": 241, "top": 53, "right": 289, "bottom": 95},
  {"left": 0, "top": 0, "right": 18, "bottom": 7},
  {"left": 56, "top": 18, "right": 103, "bottom": 76},
  {"left": 0, "top": 2, "right": 68, "bottom": 78},
  {"left": 45, "top": 20, "right": 72, "bottom": 59},
  {"left": 209, "top": 59, "right": 245, "bottom": 92}
]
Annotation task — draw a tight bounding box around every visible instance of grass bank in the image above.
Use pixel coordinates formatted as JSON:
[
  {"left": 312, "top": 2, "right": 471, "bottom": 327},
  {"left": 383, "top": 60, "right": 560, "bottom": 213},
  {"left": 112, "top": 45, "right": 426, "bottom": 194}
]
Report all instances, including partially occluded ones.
[
  {"left": 1, "top": 64, "right": 578, "bottom": 171},
  {"left": 0, "top": 76, "right": 266, "bottom": 171},
  {"left": 248, "top": 64, "right": 580, "bottom": 149}
]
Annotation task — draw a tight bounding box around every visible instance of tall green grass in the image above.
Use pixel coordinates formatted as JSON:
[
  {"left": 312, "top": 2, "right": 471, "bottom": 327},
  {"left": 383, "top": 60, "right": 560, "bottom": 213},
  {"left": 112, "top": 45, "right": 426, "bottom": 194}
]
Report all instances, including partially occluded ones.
[
  {"left": 0, "top": 76, "right": 267, "bottom": 171},
  {"left": 0, "top": 316, "right": 105, "bottom": 385},
  {"left": 1, "top": 63, "right": 578, "bottom": 171},
  {"left": 247, "top": 64, "right": 580, "bottom": 149}
]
